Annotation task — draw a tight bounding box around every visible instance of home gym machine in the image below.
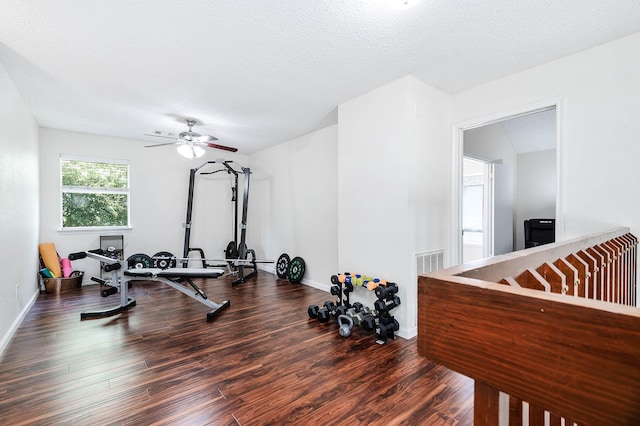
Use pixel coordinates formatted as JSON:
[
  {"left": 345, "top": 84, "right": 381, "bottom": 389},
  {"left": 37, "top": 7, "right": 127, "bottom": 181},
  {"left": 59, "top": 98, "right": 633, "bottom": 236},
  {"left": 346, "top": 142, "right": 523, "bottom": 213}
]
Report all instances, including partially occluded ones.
[
  {"left": 69, "top": 249, "right": 230, "bottom": 322},
  {"left": 183, "top": 159, "right": 266, "bottom": 286}
]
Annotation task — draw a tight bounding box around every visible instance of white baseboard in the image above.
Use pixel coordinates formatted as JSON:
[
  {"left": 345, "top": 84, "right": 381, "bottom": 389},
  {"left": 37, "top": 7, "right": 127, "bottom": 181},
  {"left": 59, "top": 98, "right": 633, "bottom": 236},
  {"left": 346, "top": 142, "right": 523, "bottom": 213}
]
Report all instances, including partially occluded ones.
[
  {"left": 0, "top": 290, "right": 39, "bottom": 359},
  {"left": 257, "top": 265, "right": 331, "bottom": 292}
]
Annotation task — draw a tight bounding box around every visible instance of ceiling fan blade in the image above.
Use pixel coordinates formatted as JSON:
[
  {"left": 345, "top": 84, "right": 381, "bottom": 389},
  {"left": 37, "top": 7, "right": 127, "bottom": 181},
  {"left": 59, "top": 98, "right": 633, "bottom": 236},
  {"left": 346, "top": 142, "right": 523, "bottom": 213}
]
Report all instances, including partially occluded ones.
[
  {"left": 195, "top": 135, "right": 219, "bottom": 142},
  {"left": 145, "top": 141, "right": 180, "bottom": 148},
  {"left": 144, "top": 133, "right": 178, "bottom": 140},
  {"left": 203, "top": 142, "right": 238, "bottom": 152}
]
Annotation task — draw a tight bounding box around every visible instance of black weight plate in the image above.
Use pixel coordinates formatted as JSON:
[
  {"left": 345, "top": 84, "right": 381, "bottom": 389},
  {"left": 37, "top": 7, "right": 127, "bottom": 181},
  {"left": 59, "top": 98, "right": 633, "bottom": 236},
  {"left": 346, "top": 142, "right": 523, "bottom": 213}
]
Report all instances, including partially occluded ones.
[
  {"left": 126, "top": 253, "right": 153, "bottom": 269},
  {"left": 225, "top": 241, "right": 239, "bottom": 260},
  {"left": 152, "top": 251, "right": 176, "bottom": 269},
  {"left": 276, "top": 253, "right": 290, "bottom": 279},
  {"left": 288, "top": 256, "right": 305, "bottom": 284}
]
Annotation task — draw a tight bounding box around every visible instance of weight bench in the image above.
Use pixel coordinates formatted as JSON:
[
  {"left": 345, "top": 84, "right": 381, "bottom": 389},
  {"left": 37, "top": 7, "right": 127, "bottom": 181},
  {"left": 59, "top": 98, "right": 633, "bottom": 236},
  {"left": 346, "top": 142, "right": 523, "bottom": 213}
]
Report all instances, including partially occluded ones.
[
  {"left": 69, "top": 250, "right": 230, "bottom": 322},
  {"left": 123, "top": 268, "right": 230, "bottom": 322}
]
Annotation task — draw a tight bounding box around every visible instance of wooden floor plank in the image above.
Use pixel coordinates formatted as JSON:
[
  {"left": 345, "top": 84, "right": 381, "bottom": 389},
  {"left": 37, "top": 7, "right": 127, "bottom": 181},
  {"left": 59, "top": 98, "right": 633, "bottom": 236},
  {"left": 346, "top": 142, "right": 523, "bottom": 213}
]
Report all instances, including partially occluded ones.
[{"left": 0, "top": 272, "right": 473, "bottom": 425}]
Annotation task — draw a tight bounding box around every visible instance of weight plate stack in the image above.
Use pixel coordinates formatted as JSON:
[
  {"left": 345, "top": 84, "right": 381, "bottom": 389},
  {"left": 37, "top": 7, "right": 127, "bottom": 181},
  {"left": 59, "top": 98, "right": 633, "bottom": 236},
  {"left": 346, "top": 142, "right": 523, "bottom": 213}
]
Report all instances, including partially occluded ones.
[
  {"left": 225, "top": 241, "right": 239, "bottom": 260},
  {"left": 152, "top": 251, "right": 176, "bottom": 269},
  {"left": 127, "top": 253, "right": 153, "bottom": 269},
  {"left": 288, "top": 256, "right": 306, "bottom": 284},
  {"left": 276, "top": 253, "right": 290, "bottom": 279}
]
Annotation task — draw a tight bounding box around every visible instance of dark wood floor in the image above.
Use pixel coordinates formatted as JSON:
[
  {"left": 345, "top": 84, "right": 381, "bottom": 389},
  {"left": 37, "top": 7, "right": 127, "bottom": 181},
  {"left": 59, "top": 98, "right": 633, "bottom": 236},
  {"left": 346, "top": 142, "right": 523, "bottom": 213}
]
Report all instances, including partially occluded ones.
[{"left": 0, "top": 271, "right": 473, "bottom": 425}]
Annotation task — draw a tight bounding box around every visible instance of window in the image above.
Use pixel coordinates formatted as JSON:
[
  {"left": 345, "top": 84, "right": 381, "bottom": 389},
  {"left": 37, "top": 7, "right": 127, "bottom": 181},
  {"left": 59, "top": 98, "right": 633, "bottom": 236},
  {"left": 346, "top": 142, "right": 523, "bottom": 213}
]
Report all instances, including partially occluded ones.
[{"left": 60, "top": 155, "right": 130, "bottom": 229}]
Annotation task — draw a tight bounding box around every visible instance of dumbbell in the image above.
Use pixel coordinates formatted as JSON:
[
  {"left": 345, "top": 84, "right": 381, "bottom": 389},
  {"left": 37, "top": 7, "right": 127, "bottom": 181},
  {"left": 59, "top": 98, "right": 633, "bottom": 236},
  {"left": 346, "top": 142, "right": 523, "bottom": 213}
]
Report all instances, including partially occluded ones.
[
  {"left": 374, "top": 295, "right": 401, "bottom": 313},
  {"left": 317, "top": 301, "right": 336, "bottom": 322},
  {"left": 346, "top": 308, "right": 364, "bottom": 326},
  {"left": 362, "top": 315, "right": 377, "bottom": 331},
  {"left": 334, "top": 305, "right": 348, "bottom": 318},
  {"left": 352, "top": 302, "right": 363, "bottom": 313},
  {"left": 375, "top": 282, "right": 399, "bottom": 300},
  {"left": 361, "top": 306, "right": 375, "bottom": 317},
  {"left": 308, "top": 304, "right": 320, "bottom": 319},
  {"left": 375, "top": 317, "right": 400, "bottom": 340}
]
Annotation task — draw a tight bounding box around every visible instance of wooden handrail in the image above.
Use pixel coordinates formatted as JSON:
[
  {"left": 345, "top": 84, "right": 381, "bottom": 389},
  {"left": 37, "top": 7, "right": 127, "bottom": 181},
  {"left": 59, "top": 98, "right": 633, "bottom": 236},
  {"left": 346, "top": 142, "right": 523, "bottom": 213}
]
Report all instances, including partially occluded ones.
[{"left": 418, "top": 227, "right": 640, "bottom": 425}]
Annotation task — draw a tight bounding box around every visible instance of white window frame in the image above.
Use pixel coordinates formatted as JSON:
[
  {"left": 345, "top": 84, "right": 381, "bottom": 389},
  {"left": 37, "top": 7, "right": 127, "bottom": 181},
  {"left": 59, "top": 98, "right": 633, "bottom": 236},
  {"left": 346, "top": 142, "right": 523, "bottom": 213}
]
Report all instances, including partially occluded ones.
[{"left": 59, "top": 154, "right": 131, "bottom": 231}]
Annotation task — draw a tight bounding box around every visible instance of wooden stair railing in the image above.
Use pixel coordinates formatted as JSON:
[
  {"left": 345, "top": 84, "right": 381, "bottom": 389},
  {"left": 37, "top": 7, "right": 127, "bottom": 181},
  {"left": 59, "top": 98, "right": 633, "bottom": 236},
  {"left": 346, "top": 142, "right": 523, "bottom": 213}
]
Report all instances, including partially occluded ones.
[{"left": 418, "top": 228, "right": 640, "bottom": 425}]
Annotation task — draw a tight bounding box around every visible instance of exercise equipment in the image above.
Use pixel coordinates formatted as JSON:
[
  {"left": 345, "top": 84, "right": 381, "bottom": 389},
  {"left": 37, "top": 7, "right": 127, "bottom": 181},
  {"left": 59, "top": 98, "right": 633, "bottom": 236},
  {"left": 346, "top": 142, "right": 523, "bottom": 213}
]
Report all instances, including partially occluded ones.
[
  {"left": 127, "top": 253, "right": 153, "bottom": 269},
  {"left": 124, "top": 267, "right": 230, "bottom": 322},
  {"left": 375, "top": 317, "right": 400, "bottom": 344},
  {"left": 70, "top": 249, "right": 230, "bottom": 322},
  {"left": 276, "top": 253, "right": 290, "bottom": 279},
  {"left": 152, "top": 251, "right": 177, "bottom": 269},
  {"left": 308, "top": 304, "right": 320, "bottom": 319},
  {"left": 182, "top": 159, "right": 272, "bottom": 286},
  {"left": 375, "top": 282, "right": 399, "bottom": 300},
  {"left": 69, "top": 250, "right": 136, "bottom": 320},
  {"left": 288, "top": 256, "right": 305, "bottom": 284},
  {"left": 39, "top": 243, "right": 61, "bottom": 278},
  {"left": 374, "top": 296, "right": 401, "bottom": 313},
  {"left": 338, "top": 315, "right": 354, "bottom": 337},
  {"left": 61, "top": 258, "right": 72, "bottom": 278},
  {"left": 362, "top": 315, "right": 377, "bottom": 331}
]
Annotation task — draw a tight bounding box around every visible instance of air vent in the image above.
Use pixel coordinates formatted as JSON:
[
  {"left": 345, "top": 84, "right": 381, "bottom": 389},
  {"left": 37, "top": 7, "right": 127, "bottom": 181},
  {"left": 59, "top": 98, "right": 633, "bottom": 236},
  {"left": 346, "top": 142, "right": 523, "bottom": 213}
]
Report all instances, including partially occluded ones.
[{"left": 416, "top": 250, "right": 444, "bottom": 274}]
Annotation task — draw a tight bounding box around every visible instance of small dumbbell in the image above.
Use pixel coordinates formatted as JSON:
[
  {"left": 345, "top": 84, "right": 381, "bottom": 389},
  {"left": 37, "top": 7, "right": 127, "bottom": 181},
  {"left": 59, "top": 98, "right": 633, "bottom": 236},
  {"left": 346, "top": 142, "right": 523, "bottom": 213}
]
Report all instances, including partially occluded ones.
[
  {"left": 362, "top": 315, "right": 377, "bottom": 331},
  {"left": 352, "top": 302, "right": 363, "bottom": 313},
  {"left": 308, "top": 305, "right": 320, "bottom": 319},
  {"left": 375, "top": 317, "right": 400, "bottom": 340},
  {"left": 375, "top": 282, "right": 399, "bottom": 300},
  {"left": 374, "top": 296, "right": 401, "bottom": 313},
  {"left": 330, "top": 285, "right": 341, "bottom": 296}
]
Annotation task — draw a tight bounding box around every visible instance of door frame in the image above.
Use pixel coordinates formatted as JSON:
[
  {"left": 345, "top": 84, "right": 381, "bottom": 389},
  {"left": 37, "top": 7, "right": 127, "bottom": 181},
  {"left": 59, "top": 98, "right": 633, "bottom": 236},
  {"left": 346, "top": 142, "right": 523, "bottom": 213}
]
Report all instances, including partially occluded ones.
[{"left": 450, "top": 98, "right": 565, "bottom": 266}]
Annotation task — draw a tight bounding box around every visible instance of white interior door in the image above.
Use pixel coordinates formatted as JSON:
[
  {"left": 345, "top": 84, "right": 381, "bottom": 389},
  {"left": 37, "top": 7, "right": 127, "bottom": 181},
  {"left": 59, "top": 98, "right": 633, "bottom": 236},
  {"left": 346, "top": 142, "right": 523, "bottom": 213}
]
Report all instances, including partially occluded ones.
[{"left": 492, "top": 163, "right": 514, "bottom": 255}]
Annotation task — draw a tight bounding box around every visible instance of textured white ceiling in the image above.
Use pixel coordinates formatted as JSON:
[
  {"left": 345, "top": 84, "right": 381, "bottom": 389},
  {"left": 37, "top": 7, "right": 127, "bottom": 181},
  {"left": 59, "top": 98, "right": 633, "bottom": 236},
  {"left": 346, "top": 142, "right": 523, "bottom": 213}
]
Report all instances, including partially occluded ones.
[{"left": 1, "top": 1, "right": 639, "bottom": 154}]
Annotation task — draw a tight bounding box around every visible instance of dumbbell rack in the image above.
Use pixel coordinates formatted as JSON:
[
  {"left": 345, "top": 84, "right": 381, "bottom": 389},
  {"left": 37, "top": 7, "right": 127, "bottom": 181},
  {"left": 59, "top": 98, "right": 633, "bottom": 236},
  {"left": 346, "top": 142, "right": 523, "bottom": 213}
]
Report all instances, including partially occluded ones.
[{"left": 307, "top": 273, "right": 400, "bottom": 344}]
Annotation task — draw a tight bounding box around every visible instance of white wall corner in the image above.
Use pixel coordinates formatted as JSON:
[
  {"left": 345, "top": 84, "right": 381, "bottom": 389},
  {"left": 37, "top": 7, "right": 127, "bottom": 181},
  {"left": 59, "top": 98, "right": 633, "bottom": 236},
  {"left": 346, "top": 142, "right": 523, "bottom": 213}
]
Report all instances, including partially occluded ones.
[{"left": 0, "top": 291, "right": 39, "bottom": 359}]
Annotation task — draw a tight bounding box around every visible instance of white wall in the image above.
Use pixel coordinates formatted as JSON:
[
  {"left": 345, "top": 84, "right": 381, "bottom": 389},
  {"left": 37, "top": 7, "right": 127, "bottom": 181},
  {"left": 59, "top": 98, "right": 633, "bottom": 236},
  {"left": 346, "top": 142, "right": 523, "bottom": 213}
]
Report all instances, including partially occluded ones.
[
  {"left": 248, "top": 125, "right": 338, "bottom": 288},
  {"left": 515, "top": 149, "right": 557, "bottom": 250},
  {"left": 453, "top": 32, "right": 640, "bottom": 248},
  {"left": 39, "top": 128, "right": 249, "bottom": 280},
  {"left": 0, "top": 61, "right": 40, "bottom": 354},
  {"left": 338, "top": 76, "right": 451, "bottom": 338}
]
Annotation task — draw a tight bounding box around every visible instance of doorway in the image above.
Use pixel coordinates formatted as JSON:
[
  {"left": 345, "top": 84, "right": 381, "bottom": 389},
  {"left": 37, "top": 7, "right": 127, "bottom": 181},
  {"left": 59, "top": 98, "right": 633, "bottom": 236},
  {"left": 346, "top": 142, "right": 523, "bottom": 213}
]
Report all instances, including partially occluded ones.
[
  {"left": 452, "top": 102, "right": 562, "bottom": 265},
  {"left": 462, "top": 157, "right": 490, "bottom": 263}
]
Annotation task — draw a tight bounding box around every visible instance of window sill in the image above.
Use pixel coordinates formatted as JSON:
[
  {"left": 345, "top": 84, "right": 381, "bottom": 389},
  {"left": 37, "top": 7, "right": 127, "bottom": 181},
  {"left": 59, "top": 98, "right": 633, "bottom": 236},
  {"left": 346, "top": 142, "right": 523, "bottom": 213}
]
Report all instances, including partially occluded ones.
[{"left": 58, "top": 227, "right": 133, "bottom": 234}]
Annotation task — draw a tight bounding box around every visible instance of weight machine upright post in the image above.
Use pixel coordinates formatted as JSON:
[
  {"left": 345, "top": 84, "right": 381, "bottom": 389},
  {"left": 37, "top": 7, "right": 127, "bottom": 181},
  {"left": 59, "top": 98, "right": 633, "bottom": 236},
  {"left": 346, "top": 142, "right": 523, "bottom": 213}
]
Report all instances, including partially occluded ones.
[
  {"left": 182, "top": 167, "right": 198, "bottom": 268},
  {"left": 233, "top": 170, "right": 239, "bottom": 252},
  {"left": 232, "top": 167, "right": 257, "bottom": 286}
]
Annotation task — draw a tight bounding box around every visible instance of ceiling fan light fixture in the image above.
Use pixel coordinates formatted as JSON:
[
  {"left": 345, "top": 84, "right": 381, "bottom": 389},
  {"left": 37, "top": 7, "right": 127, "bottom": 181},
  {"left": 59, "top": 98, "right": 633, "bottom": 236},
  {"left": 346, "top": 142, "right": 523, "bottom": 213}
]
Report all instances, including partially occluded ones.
[{"left": 177, "top": 143, "right": 205, "bottom": 159}]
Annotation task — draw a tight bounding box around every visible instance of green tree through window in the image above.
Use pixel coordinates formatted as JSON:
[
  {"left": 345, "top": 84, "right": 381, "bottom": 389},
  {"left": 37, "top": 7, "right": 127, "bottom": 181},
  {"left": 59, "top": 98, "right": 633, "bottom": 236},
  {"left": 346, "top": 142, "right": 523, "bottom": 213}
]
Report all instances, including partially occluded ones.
[{"left": 61, "top": 157, "right": 130, "bottom": 228}]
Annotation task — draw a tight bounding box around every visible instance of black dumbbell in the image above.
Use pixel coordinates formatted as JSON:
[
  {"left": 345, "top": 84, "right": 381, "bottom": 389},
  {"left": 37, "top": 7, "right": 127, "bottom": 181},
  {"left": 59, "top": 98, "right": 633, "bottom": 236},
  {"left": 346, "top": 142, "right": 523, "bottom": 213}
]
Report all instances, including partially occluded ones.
[
  {"left": 308, "top": 305, "right": 320, "bottom": 319},
  {"left": 352, "top": 302, "right": 363, "bottom": 313},
  {"left": 330, "top": 285, "right": 341, "bottom": 296},
  {"left": 331, "top": 274, "right": 340, "bottom": 285},
  {"left": 362, "top": 315, "right": 377, "bottom": 331},
  {"left": 317, "top": 301, "right": 336, "bottom": 322},
  {"left": 375, "top": 282, "right": 399, "bottom": 300},
  {"left": 375, "top": 317, "right": 400, "bottom": 339},
  {"left": 335, "top": 305, "right": 348, "bottom": 318},
  {"left": 374, "top": 296, "right": 401, "bottom": 313}
]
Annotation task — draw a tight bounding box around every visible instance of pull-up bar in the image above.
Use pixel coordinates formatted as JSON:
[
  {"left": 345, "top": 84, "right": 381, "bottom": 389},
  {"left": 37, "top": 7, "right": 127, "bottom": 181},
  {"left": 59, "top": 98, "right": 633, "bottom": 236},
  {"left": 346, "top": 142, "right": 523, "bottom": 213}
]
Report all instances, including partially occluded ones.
[{"left": 182, "top": 159, "right": 259, "bottom": 286}]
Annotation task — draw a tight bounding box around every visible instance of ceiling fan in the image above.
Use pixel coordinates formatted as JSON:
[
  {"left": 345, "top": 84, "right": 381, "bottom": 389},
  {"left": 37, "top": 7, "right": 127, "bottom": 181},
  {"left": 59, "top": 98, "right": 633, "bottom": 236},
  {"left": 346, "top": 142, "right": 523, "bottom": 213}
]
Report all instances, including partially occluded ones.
[{"left": 145, "top": 119, "right": 237, "bottom": 158}]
